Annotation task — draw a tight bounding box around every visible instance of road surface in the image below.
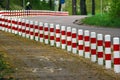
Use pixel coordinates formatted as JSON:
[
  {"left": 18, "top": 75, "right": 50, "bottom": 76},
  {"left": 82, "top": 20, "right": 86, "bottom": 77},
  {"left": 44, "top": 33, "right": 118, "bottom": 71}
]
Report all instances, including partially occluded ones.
[{"left": 23, "top": 16, "right": 120, "bottom": 38}]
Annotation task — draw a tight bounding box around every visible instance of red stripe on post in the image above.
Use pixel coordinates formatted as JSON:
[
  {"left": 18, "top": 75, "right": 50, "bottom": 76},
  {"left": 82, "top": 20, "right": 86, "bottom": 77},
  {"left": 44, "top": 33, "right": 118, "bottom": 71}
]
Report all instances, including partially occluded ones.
[
  {"left": 72, "top": 43, "right": 77, "bottom": 47},
  {"left": 67, "top": 32, "right": 71, "bottom": 36},
  {"left": 50, "top": 28, "right": 54, "bottom": 32},
  {"left": 56, "top": 38, "right": 60, "bottom": 42},
  {"left": 78, "top": 45, "right": 83, "bottom": 50},
  {"left": 62, "top": 40, "right": 66, "bottom": 44},
  {"left": 40, "top": 34, "right": 43, "bottom": 37},
  {"left": 85, "top": 36, "right": 89, "bottom": 41},
  {"left": 67, "top": 41, "right": 71, "bottom": 45},
  {"left": 50, "top": 36, "right": 54, "bottom": 40},
  {"left": 91, "top": 49, "right": 96, "bottom": 55},
  {"left": 61, "top": 31, "right": 65, "bottom": 35},
  {"left": 78, "top": 35, "right": 83, "bottom": 40},
  {"left": 114, "top": 58, "right": 120, "bottom": 65},
  {"left": 72, "top": 34, "right": 76, "bottom": 38},
  {"left": 56, "top": 29, "right": 60, "bottom": 33},
  {"left": 44, "top": 27, "right": 48, "bottom": 31},
  {"left": 105, "top": 54, "right": 111, "bottom": 60},
  {"left": 85, "top": 47, "right": 90, "bottom": 52},
  {"left": 91, "top": 38, "right": 96, "bottom": 43},
  {"left": 98, "top": 52, "right": 103, "bottom": 57},
  {"left": 97, "top": 40, "right": 103, "bottom": 46},
  {"left": 113, "top": 45, "right": 119, "bottom": 51},
  {"left": 105, "top": 42, "right": 111, "bottom": 47},
  {"left": 26, "top": 24, "right": 29, "bottom": 27}
]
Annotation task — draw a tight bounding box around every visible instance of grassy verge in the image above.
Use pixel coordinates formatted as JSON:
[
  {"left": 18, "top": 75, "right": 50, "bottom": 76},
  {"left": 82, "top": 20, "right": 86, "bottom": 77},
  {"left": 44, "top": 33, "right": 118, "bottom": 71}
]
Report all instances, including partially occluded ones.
[
  {"left": 0, "top": 52, "right": 15, "bottom": 80},
  {"left": 82, "top": 14, "right": 120, "bottom": 28}
]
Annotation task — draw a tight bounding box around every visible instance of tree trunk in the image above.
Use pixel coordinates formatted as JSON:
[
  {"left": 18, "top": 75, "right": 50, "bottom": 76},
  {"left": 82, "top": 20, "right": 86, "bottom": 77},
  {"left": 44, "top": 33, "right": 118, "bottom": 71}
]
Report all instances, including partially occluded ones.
[
  {"left": 58, "top": 0, "right": 62, "bottom": 11},
  {"left": 92, "top": 0, "right": 95, "bottom": 15},
  {"left": 80, "top": 0, "right": 87, "bottom": 15},
  {"left": 72, "top": 0, "right": 77, "bottom": 15},
  {"left": 49, "top": 0, "right": 52, "bottom": 10},
  {"left": 6, "top": 0, "right": 10, "bottom": 10}
]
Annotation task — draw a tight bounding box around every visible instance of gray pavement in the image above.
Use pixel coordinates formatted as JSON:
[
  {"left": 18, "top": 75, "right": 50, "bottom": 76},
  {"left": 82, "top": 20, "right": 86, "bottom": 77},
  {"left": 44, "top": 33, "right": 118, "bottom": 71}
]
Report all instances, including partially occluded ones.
[{"left": 23, "top": 16, "right": 120, "bottom": 38}]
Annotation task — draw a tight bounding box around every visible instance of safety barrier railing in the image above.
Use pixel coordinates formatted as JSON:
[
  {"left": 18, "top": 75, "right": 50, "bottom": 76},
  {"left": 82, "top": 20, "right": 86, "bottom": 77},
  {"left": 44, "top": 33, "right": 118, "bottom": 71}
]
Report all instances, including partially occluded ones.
[
  {"left": 0, "top": 10, "right": 69, "bottom": 17},
  {"left": 0, "top": 15, "right": 120, "bottom": 73}
]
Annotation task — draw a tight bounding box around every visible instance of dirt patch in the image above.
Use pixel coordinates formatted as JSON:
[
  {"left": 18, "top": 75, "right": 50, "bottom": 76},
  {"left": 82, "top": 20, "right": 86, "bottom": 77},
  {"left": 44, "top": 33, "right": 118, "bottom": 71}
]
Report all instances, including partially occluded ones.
[{"left": 0, "top": 31, "right": 120, "bottom": 80}]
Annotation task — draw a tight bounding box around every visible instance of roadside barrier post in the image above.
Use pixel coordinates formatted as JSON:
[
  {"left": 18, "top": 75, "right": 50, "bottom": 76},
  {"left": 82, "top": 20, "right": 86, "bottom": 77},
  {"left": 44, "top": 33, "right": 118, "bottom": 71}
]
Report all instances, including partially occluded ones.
[
  {"left": 97, "top": 34, "right": 104, "bottom": 65},
  {"left": 29, "top": 21, "right": 34, "bottom": 40},
  {"left": 50, "top": 24, "right": 55, "bottom": 46},
  {"left": 61, "top": 26, "right": 66, "bottom": 49},
  {"left": 44, "top": 23, "right": 49, "bottom": 44},
  {"left": 84, "top": 30, "right": 90, "bottom": 58},
  {"left": 25, "top": 20, "right": 30, "bottom": 38},
  {"left": 18, "top": 18, "right": 22, "bottom": 36},
  {"left": 34, "top": 21, "right": 39, "bottom": 41},
  {"left": 78, "top": 29, "right": 84, "bottom": 56},
  {"left": 55, "top": 24, "right": 61, "bottom": 47},
  {"left": 105, "top": 35, "right": 111, "bottom": 69},
  {"left": 113, "top": 37, "right": 120, "bottom": 73},
  {"left": 21, "top": 19, "right": 26, "bottom": 37},
  {"left": 72, "top": 28, "right": 77, "bottom": 54},
  {"left": 39, "top": 22, "right": 44, "bottom": 42},
  {"left": 67, "top": 27, "right": 72, "bottom": 52},
  {"left": 91, "top": 32, "right": 97, "bottom": 62}
]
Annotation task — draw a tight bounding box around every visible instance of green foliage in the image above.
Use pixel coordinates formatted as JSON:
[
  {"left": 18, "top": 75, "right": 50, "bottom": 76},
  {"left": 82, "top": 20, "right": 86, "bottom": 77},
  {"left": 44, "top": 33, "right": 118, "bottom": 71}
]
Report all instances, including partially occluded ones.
[
  {"left": 82, "top": 14, "right": 120, "bottom": 28},
  {"left": 109, "top": 0, "right": 120, "bottom": 18},
  {"left": 0, "top": 0, "right": 54, "bottom": 10}
]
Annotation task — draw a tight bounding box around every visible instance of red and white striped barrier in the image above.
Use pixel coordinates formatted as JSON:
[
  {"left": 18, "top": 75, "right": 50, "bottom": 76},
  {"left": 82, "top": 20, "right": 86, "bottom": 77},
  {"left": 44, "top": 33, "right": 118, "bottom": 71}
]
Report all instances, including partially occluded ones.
[
  {"left": 50, "top": 24, "right": 55, "bottom": 46},
  {"left": 29, "top": 20, "right": 34, "bottom": 40},
  {"left": 113, "top": 37, "right": 120, "bottom": 73},
  {"left": 1, "top": 15, "right": 120, "bottom": 74},
  {"left": 97, "top": 34, "right": 104, "bottom": 65},
  {"left": 78, "top": 29, "right": 84, "bottom": 56},
  {"left": 61, "top": 26, "right": 66, "bottom": 49},
  {"left": 34, "top": 21, "right": 39, "bottom": 41},
  {"left": 56, "top": 24, "right": 61, "bottom": 47},
  {"left": 72, "top": 28, "right": 77, "bottom": 54},
  {"left": 105, "top": 35, "right": 111, "bottom": 69},
  {"left": 39, "top": 22, "right": 44, "bottom": 42},
  {"left": 91, "top": 32, "right": 97, "bottom": 62},
  {"left": 67, "top": 27, "right": 72, "bottom": 52},
  {"left": 84, "top": 30, "right": 90, "bottom": 58},
  {"left": 0, "top": 10, "right": 69, "bottom": 17},
  {"left": 44, "top": 23, "right": 49, "bottom": 44}
]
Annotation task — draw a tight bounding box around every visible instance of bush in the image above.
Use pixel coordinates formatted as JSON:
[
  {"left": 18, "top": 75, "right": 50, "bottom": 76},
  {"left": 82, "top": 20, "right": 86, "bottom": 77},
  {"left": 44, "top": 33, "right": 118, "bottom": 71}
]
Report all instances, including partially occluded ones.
[
  {"left": 109, "top": 0, "right": 120, "bottom": 18},
  {"left": 82, "top": 14, "right": 120, "bottom": 28}
]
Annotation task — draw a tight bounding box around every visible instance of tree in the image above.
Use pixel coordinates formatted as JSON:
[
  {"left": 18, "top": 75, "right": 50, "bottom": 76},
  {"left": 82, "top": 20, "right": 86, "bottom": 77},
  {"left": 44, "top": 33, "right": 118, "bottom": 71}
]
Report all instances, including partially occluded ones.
[
  {"left": 92, "top": 0, "right": 95, "bottom": 15},
  {"left": 72, "top": 0, "right": 77, "bottom": 15},
  {"left": 80, "top": 0, "right": 87, "bottom": 15},
  {"left": 110, "top": 0, "right": 120, "bottom": 18}
]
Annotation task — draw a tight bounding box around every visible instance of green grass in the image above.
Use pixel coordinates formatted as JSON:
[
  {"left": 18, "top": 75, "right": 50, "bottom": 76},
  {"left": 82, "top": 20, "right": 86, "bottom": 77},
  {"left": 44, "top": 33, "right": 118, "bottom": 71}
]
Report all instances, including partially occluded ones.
[
  {"left": 0, "top": 53, "right": 14, "bottom": 79},
  {"left": 82, "top": 14, "right": 120, "bottom": 28}
]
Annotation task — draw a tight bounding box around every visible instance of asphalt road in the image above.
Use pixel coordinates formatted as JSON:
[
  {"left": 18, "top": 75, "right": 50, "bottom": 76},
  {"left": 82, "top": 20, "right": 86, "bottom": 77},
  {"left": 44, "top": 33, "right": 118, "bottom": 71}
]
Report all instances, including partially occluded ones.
[{"left": 23, "top": 16, "right": 120, "bottom": 38}]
